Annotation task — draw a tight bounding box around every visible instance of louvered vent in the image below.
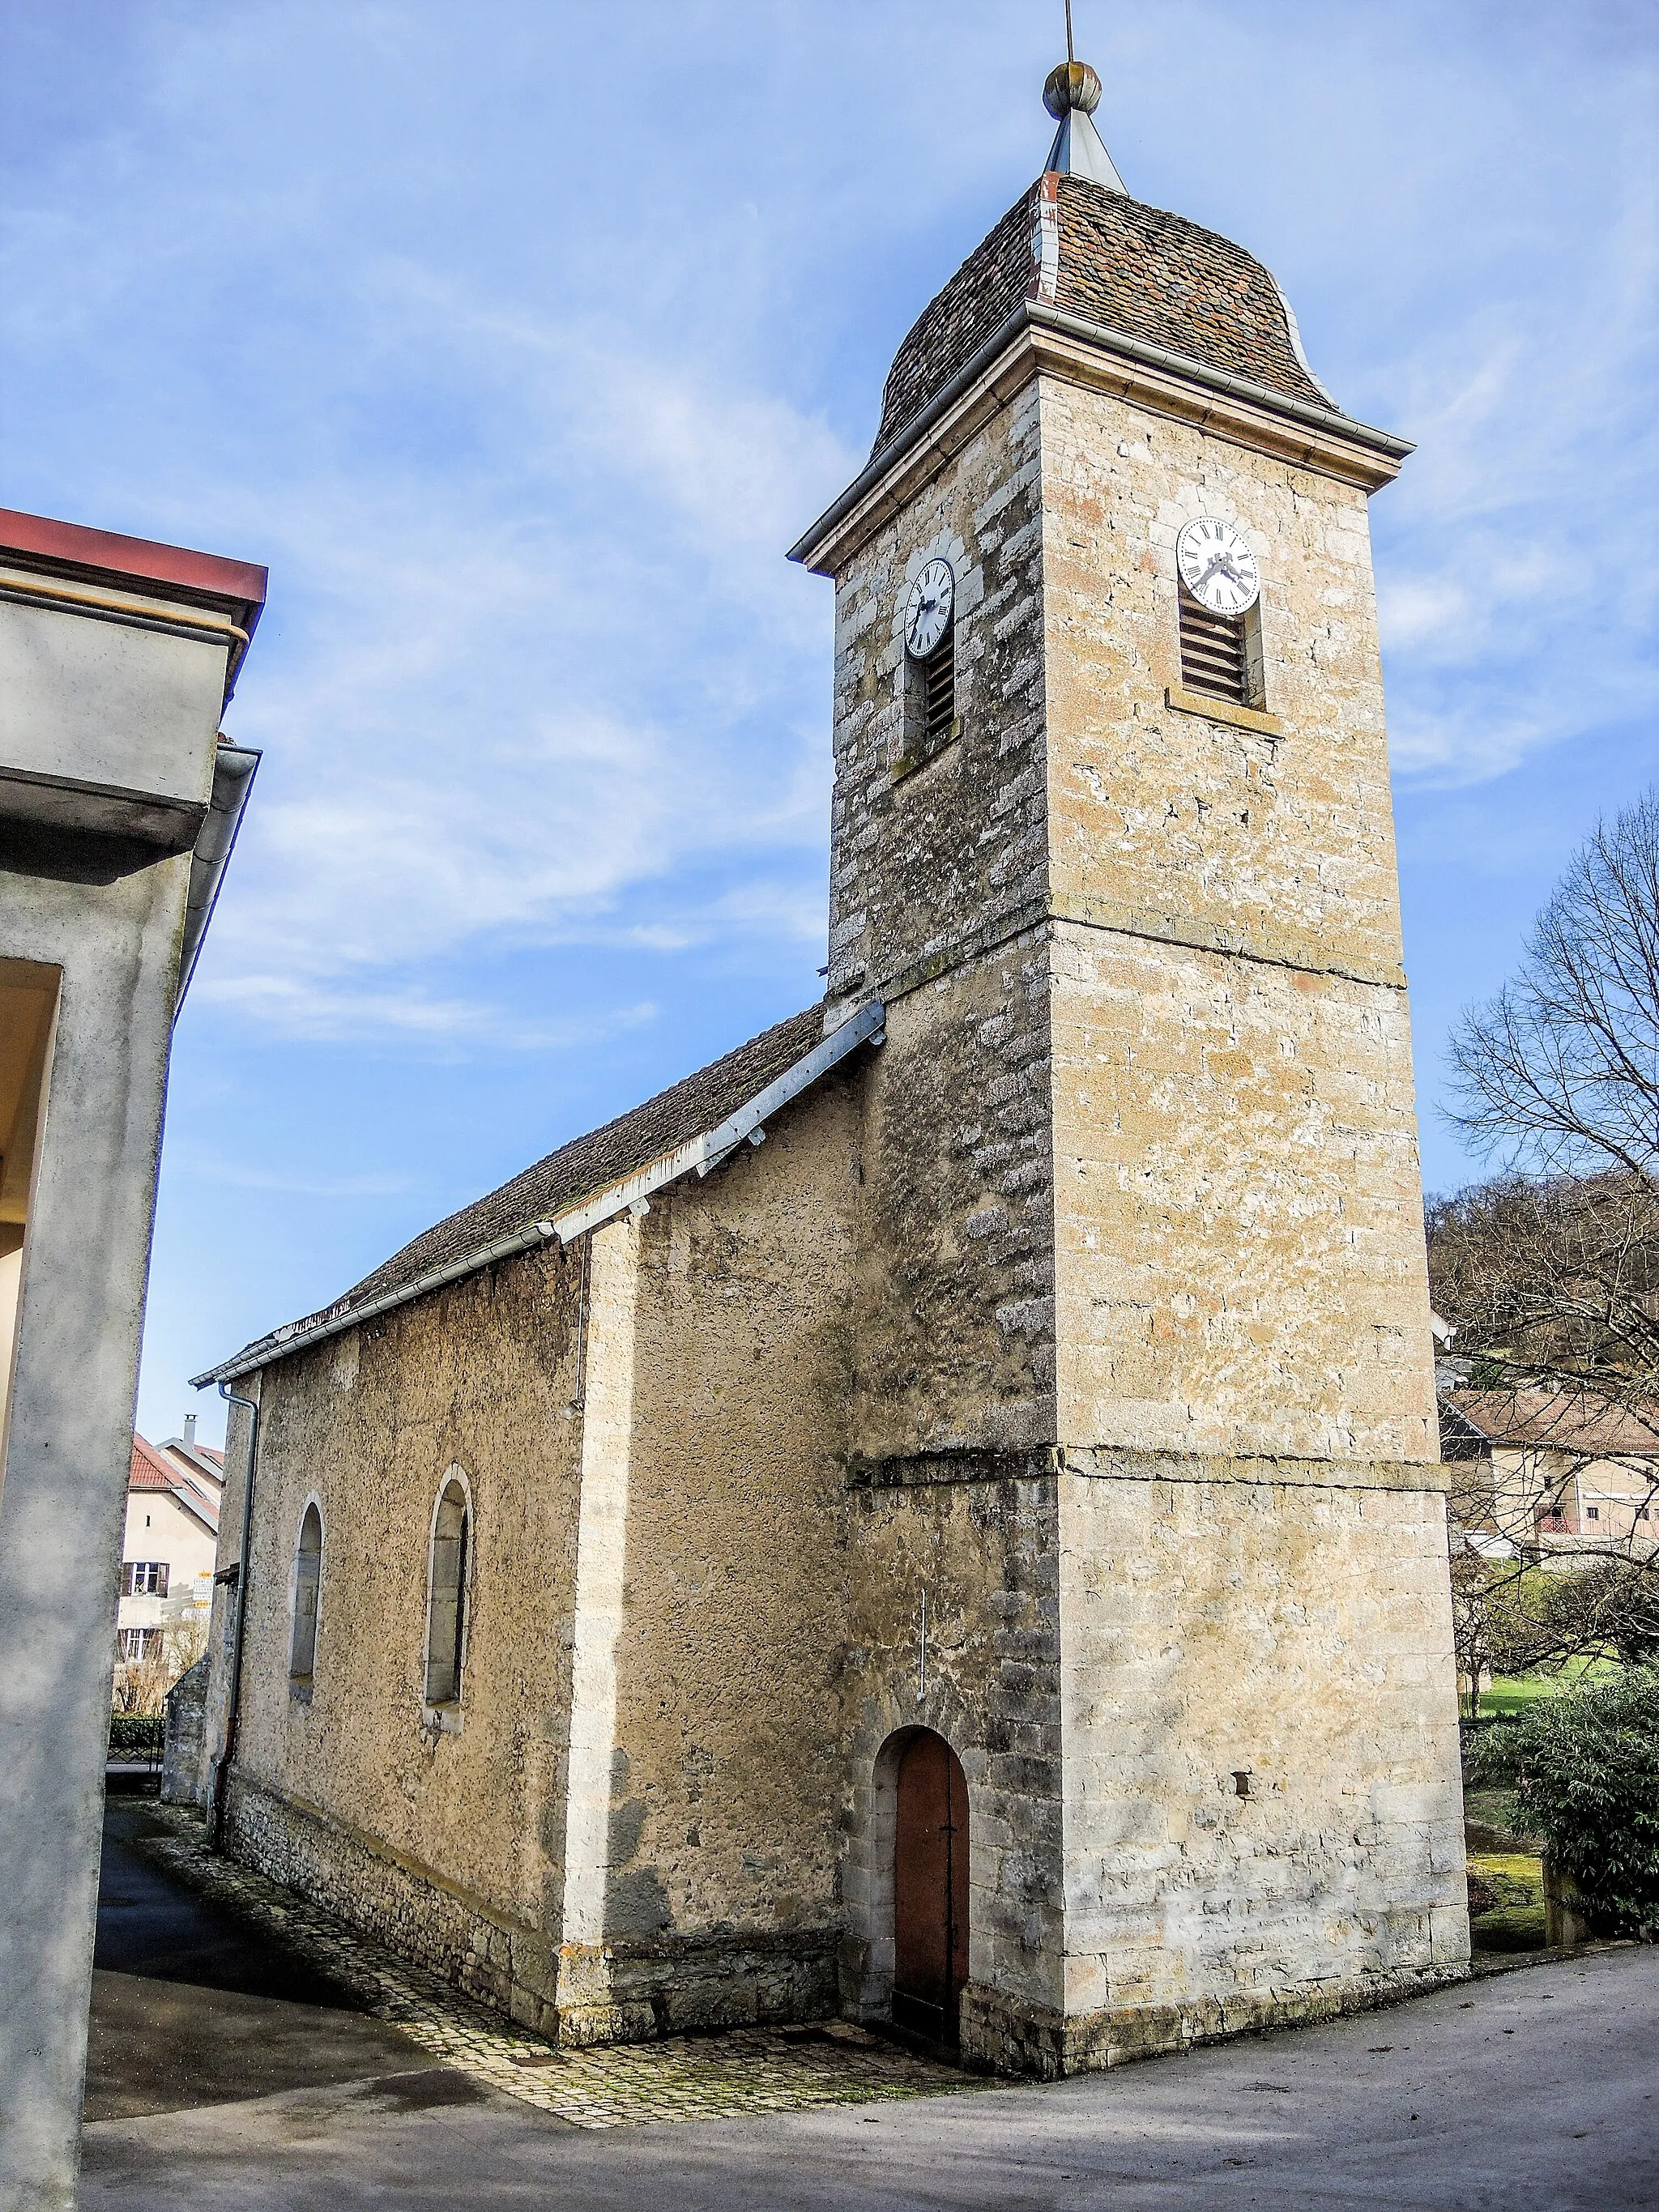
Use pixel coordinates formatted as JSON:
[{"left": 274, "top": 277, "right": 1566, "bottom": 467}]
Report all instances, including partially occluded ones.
[
  {"left": 919, "top": 636, "right": 954, "bottom": 745},
  {"left": 1179, "top": 589, "right": 1248, "bottom": 706}
]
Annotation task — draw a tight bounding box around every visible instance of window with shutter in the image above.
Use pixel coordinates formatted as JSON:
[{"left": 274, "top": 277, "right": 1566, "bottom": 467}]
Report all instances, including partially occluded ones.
[
  {"left": 919, "top": 636, "right": 954, "bottom": 745},
  {"left": 899, "top": 629, "right": 957, "bottom": 776}
]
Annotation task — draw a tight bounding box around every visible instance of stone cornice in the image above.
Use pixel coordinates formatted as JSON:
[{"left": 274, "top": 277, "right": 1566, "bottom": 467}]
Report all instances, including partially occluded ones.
[
  {"left": 790, "top": 303, "right": 1411, "bottom": 576},
  {"left": 831, "top": 889, "right": 1408, "bottom": 1012},
  {"left": 847, "top": 1443, "right": 1450, "bottom": 1493}
]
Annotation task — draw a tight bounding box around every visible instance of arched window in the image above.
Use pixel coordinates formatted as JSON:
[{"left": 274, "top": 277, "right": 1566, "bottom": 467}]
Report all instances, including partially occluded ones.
[
  {"left": 290, "top": 1503, "right": 322, "bottom": 1682},
  {"left": 424, "top": 1476, "right": 471, "bottom": 1707}
]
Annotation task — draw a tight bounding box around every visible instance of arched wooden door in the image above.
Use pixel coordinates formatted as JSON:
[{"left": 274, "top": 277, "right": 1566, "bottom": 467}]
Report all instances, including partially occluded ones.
[{"left": 892, "top": 1729, "right": 970, "bottom": 2044}]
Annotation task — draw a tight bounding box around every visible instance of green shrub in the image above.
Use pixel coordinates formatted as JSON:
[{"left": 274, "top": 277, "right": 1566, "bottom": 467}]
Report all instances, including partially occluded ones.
[
  {"left": 1512, "top": 1665, "right": 1659, "bottom": 1937},
  {"left": 1464, "top": 1714, "right": 1525, "bottom": 1788},
  {"left": 109, "top": 1715, "right": 164, "bottom": 1758}
]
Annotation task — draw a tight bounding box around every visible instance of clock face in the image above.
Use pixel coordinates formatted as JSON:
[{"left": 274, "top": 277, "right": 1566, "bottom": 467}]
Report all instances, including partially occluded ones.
[
  {"left": 904, "top": 558, "right": 955, "bottom": 658},
  {"left": 1175, "top": 517, "right": 1260, "bottom": 617}
]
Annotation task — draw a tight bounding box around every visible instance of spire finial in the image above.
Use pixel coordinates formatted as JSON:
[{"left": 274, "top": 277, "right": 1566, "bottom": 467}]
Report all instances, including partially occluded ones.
[{"left": 1041, "top": 25, "right": 1127, "bottom": 196}]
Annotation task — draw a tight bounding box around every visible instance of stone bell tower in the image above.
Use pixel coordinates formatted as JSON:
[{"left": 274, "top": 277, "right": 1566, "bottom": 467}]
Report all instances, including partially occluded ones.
[{"left": 792, "top": 59, "right": 1468, "bottom": 2070}]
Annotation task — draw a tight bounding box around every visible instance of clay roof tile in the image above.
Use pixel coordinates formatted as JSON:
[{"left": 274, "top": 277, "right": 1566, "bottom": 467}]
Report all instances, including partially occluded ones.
[
  {"left": 872, "top": 173, "right": 1330, "bottom": 458},
  {"left": 212, "top": 1004, "right": 829, "bottom": 1375}
]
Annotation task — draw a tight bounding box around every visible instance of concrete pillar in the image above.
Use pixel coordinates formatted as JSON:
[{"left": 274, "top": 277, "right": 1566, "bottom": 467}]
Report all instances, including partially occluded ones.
[{"left": 0, "top": 509, "right": 264, "bottom": 2211}]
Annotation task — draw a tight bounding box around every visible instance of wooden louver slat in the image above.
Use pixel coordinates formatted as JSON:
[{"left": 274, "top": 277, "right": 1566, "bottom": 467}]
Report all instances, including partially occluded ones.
[
  {"left": 1179, "top": 590, "right": 1248, "bottom": 705},
  {"left": 921, "top": 637, "right": 954, "bottom": 744}
]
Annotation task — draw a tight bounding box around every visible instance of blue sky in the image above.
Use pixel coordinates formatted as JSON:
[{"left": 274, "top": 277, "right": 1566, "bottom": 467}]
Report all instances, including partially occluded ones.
[{"left": 2, "top": 2, "right": 1653, "bottom": 1449}]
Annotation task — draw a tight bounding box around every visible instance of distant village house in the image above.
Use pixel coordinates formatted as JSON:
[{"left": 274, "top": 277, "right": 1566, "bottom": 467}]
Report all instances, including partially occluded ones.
[
  {"left": 117, "top": 1424, "right": 224, "bottom": 1663},
  {"left": 1439, "top": 1387, "right": 1659, "bottom": 1567}
]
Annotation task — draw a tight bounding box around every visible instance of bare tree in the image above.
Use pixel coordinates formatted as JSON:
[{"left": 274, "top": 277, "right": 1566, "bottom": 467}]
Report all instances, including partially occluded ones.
[
  {"left": 1447, "top": 786, "right": 1659, "bottom": 1182},
  {"left": 1433, "top": 790, "right": 1659, "bottom": 1656},
  {"left": 112, "top": 1617, "right": 208, "bottom": 1719}
]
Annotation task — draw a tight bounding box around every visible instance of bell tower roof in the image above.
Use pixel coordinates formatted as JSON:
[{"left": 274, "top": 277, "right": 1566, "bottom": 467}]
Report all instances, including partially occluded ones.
[
  {"left": 868, "top": 57, "right": 1337, "bottom": 462},
  {"left": 791, "top": 57, "right": 1411, "bottom": 573}
]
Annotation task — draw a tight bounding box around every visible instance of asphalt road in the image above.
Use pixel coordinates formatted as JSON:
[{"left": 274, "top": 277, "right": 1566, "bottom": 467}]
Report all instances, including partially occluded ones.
[
  {"left": 79, "top": 1800, "right": 1659, "bottom": 2211},
  {"left": 85, "top": 1797, "right": 453, "bottom": 2124}
]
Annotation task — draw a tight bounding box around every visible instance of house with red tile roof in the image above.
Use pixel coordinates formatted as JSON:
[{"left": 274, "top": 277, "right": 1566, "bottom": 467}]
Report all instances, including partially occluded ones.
[{"left": 117, "top": 1430, "right": 224, "bottom": 1660}]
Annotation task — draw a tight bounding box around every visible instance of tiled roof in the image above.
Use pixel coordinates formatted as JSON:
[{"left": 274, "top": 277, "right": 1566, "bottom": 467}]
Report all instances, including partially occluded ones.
[
  {"left": 161, "top": 1439, "right": 226, "bottom": 1489},
  {"left": 875, "top": 195, "right": 1036, "bottom": 457},
  {"left": 873, "top": 173, "right": 1329, "bottom": 455},
  {"left": 129, "top": 1437, "right": 177, "bottom": 1491},
  {"left": 1445, "top": 1388, "right": 1659, "bottom": 1458},
  {"left": 130, "top": 1434, "right": 221, "bottom": 1530},
  {"left": 224, "top": 1005, "right": 826, "bottom": 1371}
]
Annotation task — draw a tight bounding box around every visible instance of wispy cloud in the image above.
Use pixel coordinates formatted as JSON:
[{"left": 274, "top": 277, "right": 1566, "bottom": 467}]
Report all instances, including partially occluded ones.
[
  {"left": 176, "top": 324, "right": 853, "bottom": 1029},
  {"left": 181, "top": 1161, "right": 416, "bottom": 1200},
  {"left": 4, "top": 0, "right": 1652, "bottom": 1428},
  {"left": 190, "top": 970, "right": 659, "bottom": 1051}
]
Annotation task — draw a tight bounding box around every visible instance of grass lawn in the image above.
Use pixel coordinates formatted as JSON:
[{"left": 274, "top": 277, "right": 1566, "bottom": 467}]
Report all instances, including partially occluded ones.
[{"left": 1465, "top": 1654, "right": 1617, "bottom": 1719}]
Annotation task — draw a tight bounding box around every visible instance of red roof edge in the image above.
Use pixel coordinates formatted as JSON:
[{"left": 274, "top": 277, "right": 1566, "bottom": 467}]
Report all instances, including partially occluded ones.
[
  {"left": 130, "top": 1434, "right": 177, "bottom": 1487},
  {"left": 0, "top": 507, "right": 267, "bottom": 625}
]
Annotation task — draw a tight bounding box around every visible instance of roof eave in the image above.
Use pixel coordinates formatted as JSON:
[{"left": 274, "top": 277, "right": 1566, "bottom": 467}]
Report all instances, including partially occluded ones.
[
  {"left": 191, "top": 998, "right": 887, "bottom": 1388},
  {"left": 789, "top": 300, "right": 1413, "bottom": 575}
]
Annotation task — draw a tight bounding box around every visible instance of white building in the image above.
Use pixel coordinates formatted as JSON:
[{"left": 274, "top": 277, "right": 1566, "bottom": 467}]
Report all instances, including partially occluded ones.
[{"left": 117, "top": 1430, "right": 224, "bottom": 1660}]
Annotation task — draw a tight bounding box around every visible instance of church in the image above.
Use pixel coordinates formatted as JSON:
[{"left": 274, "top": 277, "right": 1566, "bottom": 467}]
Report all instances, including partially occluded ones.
[{"left": 194, "top": 57, "right": 1468, "bottom": 2075}]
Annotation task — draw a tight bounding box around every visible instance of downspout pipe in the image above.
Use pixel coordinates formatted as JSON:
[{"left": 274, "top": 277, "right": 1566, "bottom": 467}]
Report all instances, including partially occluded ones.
[{"left": 207, "top": 1377, "right": 259, "bottom": 1851}]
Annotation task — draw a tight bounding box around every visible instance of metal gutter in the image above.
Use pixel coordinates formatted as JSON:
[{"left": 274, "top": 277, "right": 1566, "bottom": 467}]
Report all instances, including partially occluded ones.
[
  {"left": 190, "top": 998, "right": 886, "bottom": 1387},
  {"left": 208, "top": 1381, "right": 258, "bottom": 1850},
  {"left": 788, "top": 299, "right": 1411, "bottom": 568},
  {"left": 177, "top": 743, "right": 260, "bottom": 1017}
]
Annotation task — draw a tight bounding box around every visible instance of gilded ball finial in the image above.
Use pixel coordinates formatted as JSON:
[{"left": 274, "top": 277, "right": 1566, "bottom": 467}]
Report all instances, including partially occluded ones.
[{"left": 1043, "top": 60, "right": 1102, "bottom": 118}]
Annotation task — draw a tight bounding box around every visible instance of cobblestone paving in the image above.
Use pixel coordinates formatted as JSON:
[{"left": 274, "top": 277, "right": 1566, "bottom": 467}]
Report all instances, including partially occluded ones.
[{"left": 132, "top": 1808, "right": 988, "bottom": 2129}]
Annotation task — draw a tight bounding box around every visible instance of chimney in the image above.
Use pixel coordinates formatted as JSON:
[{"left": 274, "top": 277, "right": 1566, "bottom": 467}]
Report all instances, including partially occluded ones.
[{"left": 183, "top": 1413, "right": 197, "bottom": 1446}]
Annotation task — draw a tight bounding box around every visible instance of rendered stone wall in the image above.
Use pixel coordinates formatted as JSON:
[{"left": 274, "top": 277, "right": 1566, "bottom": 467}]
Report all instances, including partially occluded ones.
[
  {"left": 838, "top": 1472, "right": 1064, "bottom": 2027},
  {"left": 825, "top": 386, "right": 1047, "bottom": 1010},
  {"left": 160, "top": 1656, "right": 208, "bottom": 1806},
  {"left": 1049, "top": 923, "right": 1436, "bottom": 1462},
  {"left": 850, "top": 931, "right": 1058, "bottom": 1460},
  {"left": 826, "top": 392, "right": 1065, "bottom": 1462},
  {"left": 1035, "top": 370, "right": 1439, "bottom": 1466},
  {"left": 582, "top": 1076, "right": 859, "bottom": 2035},
  {"left": 224, "top": 1242, "right": 585, "bottom": 2023},
  {"left": 1038, "top": 376, "right": 1409, "bottom": 983},
  {"left": 224, "top": 1770, "right": 557, "bottom": 2025}
]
